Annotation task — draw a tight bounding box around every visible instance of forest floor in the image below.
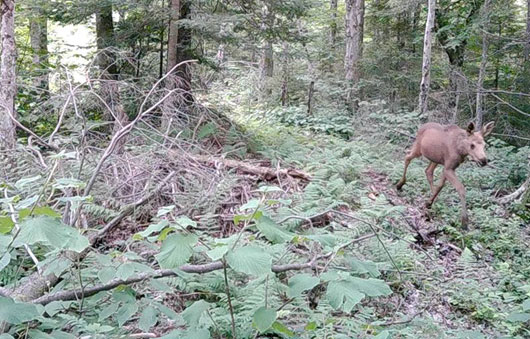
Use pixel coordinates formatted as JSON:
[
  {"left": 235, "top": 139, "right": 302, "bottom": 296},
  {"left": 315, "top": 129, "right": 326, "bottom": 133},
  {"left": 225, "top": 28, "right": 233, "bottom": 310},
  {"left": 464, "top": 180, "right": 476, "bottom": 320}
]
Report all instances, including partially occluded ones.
[{"left": 222, "top": 110, "right": 529, "bottom": 337}]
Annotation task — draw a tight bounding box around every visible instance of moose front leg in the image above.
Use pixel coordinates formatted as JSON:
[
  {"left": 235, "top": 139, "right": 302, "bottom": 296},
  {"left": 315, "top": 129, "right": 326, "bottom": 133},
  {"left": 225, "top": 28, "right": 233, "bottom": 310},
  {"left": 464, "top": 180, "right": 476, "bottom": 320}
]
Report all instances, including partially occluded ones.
[{"left": 444, "top": 169, "right": 468, "bottom": 229}]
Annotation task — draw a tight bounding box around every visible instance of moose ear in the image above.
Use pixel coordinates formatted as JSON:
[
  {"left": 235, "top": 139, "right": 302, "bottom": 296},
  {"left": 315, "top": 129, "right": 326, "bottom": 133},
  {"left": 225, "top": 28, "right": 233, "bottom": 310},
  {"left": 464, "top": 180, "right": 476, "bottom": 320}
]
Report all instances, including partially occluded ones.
[
  {"left": 481, "top": 121, "right": 494, "bottom": 137},
  {"left": 466, "top": 122, "right": 475, "bottom": 135}
]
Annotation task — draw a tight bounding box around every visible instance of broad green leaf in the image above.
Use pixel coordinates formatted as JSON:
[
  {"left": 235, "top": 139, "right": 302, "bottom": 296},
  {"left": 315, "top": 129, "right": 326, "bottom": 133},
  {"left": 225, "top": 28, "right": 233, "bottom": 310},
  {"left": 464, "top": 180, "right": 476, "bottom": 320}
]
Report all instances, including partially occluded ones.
[
  {"left": 0, "top": 334, "right": 14, "bottom": 339},
  {"left": 206, "top": 245, "right": 229, "bottom": 261},
  {"left": 53, "top": 178, "right": 86, "bottom": 189},
  {"left": 116, "top": 263, "right": 137, "bottom": 280},
  {"left": 182, "top": 300, "right": 211, "bottom": 328},
  {"left": 19, "top": 207, "right": 61, "bottom": 220},
  {"left": 139, "top": 306, "right": 158, "bottom": 332},
  {"left": 137, "top": 220, "right": 169, "bottom": 238},
  {"left": 233, "top": 211, "right": 263, "bottom": 224},
  {"left": 326, "top": 281, "right": 365, "bottom": 312},
  {"left": 150, "top": 279, "right": 172, "bottom": 292},
  {"left": 0, "top": 297, "right": 41, "bottom": 324},
  {"left": 349, "top": 277, "right": 392, "bottom": 297},
  {"left": 43, "top": 257, "right": 72, "bottom": 277},
  {"left": 255, "top": 216, "right": 295, "bottom": 243},
  {"left": 116, "top": 303, "right": 138, "bottom": 326},
  {"left": 253, "top": 307, "right": 277, "bottom": 333},
  {"left": 240, "top": 199, "right": 260, "bottom": 211},
  {"left": 226, "top": 246, "right": 272, "bottom": 276},
  {"left": 14, "top": 216, "right": 89, "bottom": 252},
  {"left": 272, "top": 321, "right": 294, "bottom": 336},
  {"left": 507, "top": 312, "right": 530, "bottom": 322},
  {"left": 174, "top": 216, "right": 197, "bottom": 228},
  {"left": 99, "top": 303, "right": 119, "bottom": 321},
  {"left": 287, "top": 273, "right": 320, "bottom": 298},
  {"left": 15, "top": 195, "right": 38, "bottom": 209},
  {"left": 157, "top": 205, "right": 175, "bottom": 217},
  {"left": 98, "top": 267, "right": 116, "bottom": 284},
  {"left": 307, "top": 234, "right": 337, "bottom": 248},
  {"left": 44, "top": 301, "right": 72, "bottom": 317},
  {"left": 15, "top": 176, "right": 41, "bottom": 189},
  {"left": 0, "top": 252, "right": 11, "bottom": 271},
  {"left": 155, "top": 234, "right": 198, "bottom": 269},
  {"left": 348, "top": 258, "right": 380, "bottom": 277},
  {"left": 0, "top": 217, "right": 14, "bottom": 234}
]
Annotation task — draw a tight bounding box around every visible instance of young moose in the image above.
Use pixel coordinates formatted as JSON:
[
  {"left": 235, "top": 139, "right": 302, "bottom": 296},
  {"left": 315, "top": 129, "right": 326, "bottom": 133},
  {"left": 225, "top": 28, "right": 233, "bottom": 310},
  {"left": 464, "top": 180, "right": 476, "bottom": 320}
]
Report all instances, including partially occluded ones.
[{"left": 396, "top": 121, "right": 495, "bottom": 228}]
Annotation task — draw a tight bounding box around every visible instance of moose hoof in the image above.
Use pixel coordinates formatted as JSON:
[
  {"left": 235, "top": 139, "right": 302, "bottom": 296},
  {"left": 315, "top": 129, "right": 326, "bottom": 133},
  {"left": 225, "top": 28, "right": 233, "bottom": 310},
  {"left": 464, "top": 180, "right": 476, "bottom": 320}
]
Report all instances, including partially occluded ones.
[
  {"left": 425, "top": 201, "right": 432, "bottom": 209},
  {"left": 396, "top": 183, "right": 404, "bottom": 191}
]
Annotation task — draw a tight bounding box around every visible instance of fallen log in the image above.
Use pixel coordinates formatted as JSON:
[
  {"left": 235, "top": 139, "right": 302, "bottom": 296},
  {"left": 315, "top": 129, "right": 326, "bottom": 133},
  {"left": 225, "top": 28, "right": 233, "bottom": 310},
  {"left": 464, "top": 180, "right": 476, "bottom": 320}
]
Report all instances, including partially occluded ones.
[{"left": 189, "top": 154, "right": 311, "bottom": 181}]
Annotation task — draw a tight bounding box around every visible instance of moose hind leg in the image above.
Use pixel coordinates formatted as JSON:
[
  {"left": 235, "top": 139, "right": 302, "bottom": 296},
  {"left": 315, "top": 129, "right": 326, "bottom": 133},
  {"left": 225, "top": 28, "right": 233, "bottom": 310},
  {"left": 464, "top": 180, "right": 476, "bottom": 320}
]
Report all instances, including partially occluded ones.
[
  {"left": 444, "top": 169, "right": 468, "bottom": 229},
  {"left": 396, "top": 148, "right": 420, "bottom": 190},
  {"left": 425, "top": 162, "right": 438, "bottom": 193}
]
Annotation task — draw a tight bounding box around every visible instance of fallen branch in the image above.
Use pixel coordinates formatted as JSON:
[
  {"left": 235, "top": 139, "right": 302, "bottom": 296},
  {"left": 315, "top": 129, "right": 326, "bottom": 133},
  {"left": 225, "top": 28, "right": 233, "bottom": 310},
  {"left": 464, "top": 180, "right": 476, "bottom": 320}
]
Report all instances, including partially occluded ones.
[
  {"left": 189, "top": 154, "right": 311, "bottom": 181},
  {"left": 5, "top": 172, "right": 176, "bottom": 302},
  {"left": 498, "top": 176, "right": 530, "bottom": 205},
  {"left": 32, "top": 258, "right": 321, "bottom": 305}
]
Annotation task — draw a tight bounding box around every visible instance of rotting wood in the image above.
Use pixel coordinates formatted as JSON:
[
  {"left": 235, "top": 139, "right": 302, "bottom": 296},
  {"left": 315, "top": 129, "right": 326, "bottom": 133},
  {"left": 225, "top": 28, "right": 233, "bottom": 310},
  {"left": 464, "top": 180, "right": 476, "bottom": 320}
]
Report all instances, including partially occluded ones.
[{"left": 189, "top": 154, "right": 311, "bottom": 181}]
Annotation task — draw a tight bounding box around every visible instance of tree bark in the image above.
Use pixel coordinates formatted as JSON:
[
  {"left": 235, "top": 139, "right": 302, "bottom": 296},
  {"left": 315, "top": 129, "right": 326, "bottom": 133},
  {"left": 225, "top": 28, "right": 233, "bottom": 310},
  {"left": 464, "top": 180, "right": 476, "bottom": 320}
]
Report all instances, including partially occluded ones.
[
  {"left": 30, "top": 9, "right": 49, "bottom": 95},
  {"left": 162, "top": 0, "right": 194, "bottom": 130},
  {"left": 95, "top": 3, "right": 128, "bottom": 142},
  {"left": 280, "top": 42, "right": 289, "bottom": 106},
  {"left": 344, "top": 0, "right": 364, "bottom": 111},
  {"left": 524, "top": 0, "right": 530, "bottom": 62},
  {"left": 475, "top": 0, "right": 491, "bottom": 128},
  {"left": 418, "top": 0, "right": 436, "bottom": 116},
  {"left": 0, "top": 0, "right": 17, "bottom": 149},
  {"left": 330, "top": 0, "right": 338, "bottom": 47}
]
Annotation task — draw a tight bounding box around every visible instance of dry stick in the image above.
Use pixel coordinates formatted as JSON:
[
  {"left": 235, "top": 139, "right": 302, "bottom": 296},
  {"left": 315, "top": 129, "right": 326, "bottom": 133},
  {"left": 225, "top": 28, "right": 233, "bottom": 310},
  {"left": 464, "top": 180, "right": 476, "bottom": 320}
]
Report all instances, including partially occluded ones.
[
  {"left": 189, "top": 154, "right": 312, "bottom": 181},
  {"left": 31, "top": 258, "right": 322, "bottom": 305},
  {"left": 489, "top": 92, "right": 530, "bottom": 117}
]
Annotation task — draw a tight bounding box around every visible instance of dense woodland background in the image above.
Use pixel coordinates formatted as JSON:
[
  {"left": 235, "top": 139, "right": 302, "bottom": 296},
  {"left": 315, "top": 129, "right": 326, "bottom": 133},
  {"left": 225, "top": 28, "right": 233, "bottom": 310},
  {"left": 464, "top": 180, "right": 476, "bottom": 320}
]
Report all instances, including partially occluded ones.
[{"left": 0, "top": 0, "right": 529, "bottom": 338}]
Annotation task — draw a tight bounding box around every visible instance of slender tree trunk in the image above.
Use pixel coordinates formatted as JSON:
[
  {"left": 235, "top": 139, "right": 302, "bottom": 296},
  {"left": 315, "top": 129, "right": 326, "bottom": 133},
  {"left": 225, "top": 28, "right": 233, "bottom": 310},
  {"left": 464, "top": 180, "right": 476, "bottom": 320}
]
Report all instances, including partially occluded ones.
[
  {"left": 419, "top": 0, "right": 436, "bottom": 116},
  {"left": 476, "top": 0, "right": 491, "bottom": 128},
  {"left": 280, "top": 42, "right": 289, "bottom": 106},
  {"left": 259, "top": 40, "right": 274, "bottom": 96},
  {"left": 330, "top": 0, "right": 338, "bottom": 47},
  {"left": 166, "top": 0, "right": 179, "bottom": 72},
  {"left": 525, "top": 0, "right": 530, "bottom": 62},
  {"left": 30, "top": 9, "right": 48, "bottom": 96},
  {"left": 163, "top": 0, "right": 193, "bottom": 130},
  {"left": 344, "top": 0, "right": 364, "bottom": 111},
  {"left": 96, "top": 4, "right": 128, "bottom": 142},
  {"left": 0, "top": 0, "right": 17, "bottom": 149}
]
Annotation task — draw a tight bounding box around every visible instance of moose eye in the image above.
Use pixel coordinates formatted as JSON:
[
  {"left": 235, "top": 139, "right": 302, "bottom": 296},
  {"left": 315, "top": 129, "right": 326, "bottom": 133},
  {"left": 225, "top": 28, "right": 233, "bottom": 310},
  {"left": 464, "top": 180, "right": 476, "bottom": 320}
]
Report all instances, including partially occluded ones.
[{"left": 470, "top": 144, "right": 475, "bottom": 149}]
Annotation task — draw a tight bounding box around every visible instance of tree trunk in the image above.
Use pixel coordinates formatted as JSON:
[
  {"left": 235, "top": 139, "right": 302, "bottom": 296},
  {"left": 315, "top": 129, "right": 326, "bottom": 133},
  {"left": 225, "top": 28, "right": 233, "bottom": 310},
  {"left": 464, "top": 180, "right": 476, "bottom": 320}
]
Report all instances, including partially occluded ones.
[
  {"left": 162, "top": 0, "right": 194, "bottom": 130},
  {"left": 166, "top": 0, "right": 179, "bottom": 72},
  {"left": 30, "top": 9, "right": 49, "bottom": 96},
  {"left": 476, "top": 0, "right": 491, "bottom": 128},
  {"left": 0, "top": 0, "right": 17, "bottom": 149},
  {"left": 259, "top": 40, "right": 274, "bottom": 96},
  {"left": 344, "top": 0, "right": 364, "bottom": 111},
  {"left": 418, "top": 0, "right": 436, "bottom": 116},
  {"left": 330, "top": 0, "right": 338, "bottom": 47},
  {"left": 96, "top": 4, "right": 128, "bottom": 143},
  {"left": 280, "top": 42, "right": 289, "bottom": 106},
  {"left": 525, "top": 0, "right": 530, "bottom": 62}
]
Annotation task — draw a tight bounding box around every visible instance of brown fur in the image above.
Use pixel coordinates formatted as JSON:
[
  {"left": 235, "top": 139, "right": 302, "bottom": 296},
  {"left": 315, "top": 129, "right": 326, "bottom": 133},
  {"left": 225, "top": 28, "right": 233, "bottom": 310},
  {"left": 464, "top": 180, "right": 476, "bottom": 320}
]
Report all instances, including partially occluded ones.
[{"left": 396, "top": 121, "right": 494, "bottom": 229}]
